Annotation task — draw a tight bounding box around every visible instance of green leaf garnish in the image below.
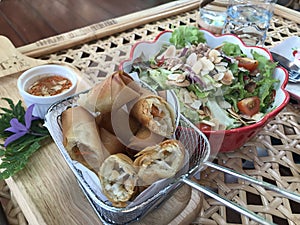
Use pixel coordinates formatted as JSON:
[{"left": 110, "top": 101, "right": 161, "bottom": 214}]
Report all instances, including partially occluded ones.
[
  {"left": 0, "top": 98, "right": 50, "bottom": 180},
  {"left": 169, "top": 25, "right": 206, "bottom": 48}
]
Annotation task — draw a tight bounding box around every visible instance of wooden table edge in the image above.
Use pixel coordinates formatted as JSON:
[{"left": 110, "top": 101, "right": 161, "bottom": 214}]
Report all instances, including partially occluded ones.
[
  {"left": 15, "top": 1, "right": 300, "bottom": 58},
  {"left": 17, "top": 0, "right": 201, "bottom": 58}
]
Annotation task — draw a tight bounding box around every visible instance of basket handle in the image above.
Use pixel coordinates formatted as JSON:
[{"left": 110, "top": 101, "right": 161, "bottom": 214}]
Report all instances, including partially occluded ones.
[
  {"left": 206, "top": 161, "right": 300, "bottom": 203},
  {"left": 181, "top": 176, "right": 276, "bottom": 225}
]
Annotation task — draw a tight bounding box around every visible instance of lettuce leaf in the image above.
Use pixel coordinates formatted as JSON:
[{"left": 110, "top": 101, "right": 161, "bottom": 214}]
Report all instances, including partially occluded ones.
[
  {"left": 206, "top": 99, "right": 237, "bottom": 129},
  {"left": 252, "top": 51, "right": 279, "bottom": 111},
  {"left": 221, "top": 42, "right": 244, "bottom": 57},
  {"left": 169, "top": 26, "right": 206, "bottom": 48}
]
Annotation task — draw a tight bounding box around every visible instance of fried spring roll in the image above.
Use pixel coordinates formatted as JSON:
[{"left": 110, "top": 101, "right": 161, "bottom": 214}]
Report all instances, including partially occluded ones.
[
  {"left": 77, "top": 71, "right": 140, "bottom": 114},
  {"left": 134, "top": 139, "right": 185, "bottom": 186},
  {"left": 130, "top": 95, "right": 176, "bottom": 137},
  {"left": 61, "top": 106, "right": 108, "bottom": 171},
  {"left": 98, "top": 153, "right": 137, "bottom": 207},
  {"left": 127, "top": 126, "right": 165, "bottom": 152},
  {"left": 99, "top": 127, "right": 125, "bottom": 155}
]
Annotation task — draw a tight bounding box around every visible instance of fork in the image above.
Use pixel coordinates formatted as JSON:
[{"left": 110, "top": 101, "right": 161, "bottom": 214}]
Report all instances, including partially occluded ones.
[
  {"left": 276, "top": 61, "right": 300, "bottom": 83},
  {"left": 288, "top": 69, "right": 300, "bottom": 83}
]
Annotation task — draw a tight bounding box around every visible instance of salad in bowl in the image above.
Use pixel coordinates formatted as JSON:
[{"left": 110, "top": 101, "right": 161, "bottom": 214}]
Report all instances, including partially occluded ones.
[{"left": 120, "top": 26, "right": 289, "bottom": 152}]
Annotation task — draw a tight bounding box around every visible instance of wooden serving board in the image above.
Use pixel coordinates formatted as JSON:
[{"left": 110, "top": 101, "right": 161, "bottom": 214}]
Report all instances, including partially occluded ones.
[
  {"left": 0, "top": 36, "right": 48, "bottom": 78},
  {"left": 135, "top": 185, "right": 202, "bottom": 225},
  {"left": 0, "top": 36, "right": 203, "bottom": 225}
]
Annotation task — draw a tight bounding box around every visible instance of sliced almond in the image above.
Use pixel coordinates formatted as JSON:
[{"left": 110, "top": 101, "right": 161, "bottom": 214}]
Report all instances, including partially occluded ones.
[
  {"left": 186, "top": 52, "right": 198, "bottom": 66},
  {"left": 215, "top": 65, "right": 227, "bottom": 73},
  {"left": 166, "top": 79, "right": 190, "bottom": 87},
  {"left": 213, "top": 73, "right": 224, "bottom": 81},
  {"left": 208, "top": 49, "right": 221, "bottom": 63},
  {"left": 221, "top": 70, "right": 234, "bottom": 85},
  {"left": 158, "top": 45, "right": 177, "bottom": 60},
  {"left": 191, "top": 60, "right": 203, "bottom": 74},
  {"left": 170, "top": 63, "right": 182, "bottom": 72},
  {"left": 167, "top": 73, "right": 186, "bottom": 83},
  {"left": 199, "top": 57, "right": 214, "bottom": 72}
]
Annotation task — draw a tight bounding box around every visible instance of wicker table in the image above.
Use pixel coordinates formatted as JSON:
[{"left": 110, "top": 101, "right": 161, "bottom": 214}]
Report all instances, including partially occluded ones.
[{"left": 0, "top": 0, "right": 300, "bottom": 224}]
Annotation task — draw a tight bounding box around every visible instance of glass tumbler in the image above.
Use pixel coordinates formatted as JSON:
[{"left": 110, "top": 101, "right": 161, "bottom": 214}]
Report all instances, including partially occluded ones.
[
  {"left": 198, "top": 0, "right": 227, "bottom": 34},
  {"left": 222, "top": 0, "right": 277, "bottom": 46}
]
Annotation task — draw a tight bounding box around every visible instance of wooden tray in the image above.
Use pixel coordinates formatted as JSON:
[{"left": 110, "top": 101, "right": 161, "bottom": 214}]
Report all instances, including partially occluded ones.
[{"left": 0, "top": 0, "right": 300, "bottom": 224}]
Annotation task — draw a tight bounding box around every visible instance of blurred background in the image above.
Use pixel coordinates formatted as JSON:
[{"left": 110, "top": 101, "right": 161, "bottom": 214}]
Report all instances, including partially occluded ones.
[{"left": 0, "top": 0, "right": 174, "bottom": 47}]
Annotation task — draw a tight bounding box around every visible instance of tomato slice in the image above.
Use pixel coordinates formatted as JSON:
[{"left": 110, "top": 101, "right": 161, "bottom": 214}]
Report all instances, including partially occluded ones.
[
  {"left": 237, "top": 96, "right": 260, "bottom": 116},
  {"left": 236, "top": 57, "right": 259, "bottom": 72},
  {"left": 196, "top": 123, "right": 212, "bottom": 132},
  {"left": 157, "top": 57, "right": 165, "bottom": 67}
]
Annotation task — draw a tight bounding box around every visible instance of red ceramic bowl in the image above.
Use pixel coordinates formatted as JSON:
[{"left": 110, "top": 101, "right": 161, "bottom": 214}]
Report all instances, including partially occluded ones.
[{"left": 120, "top": 29, "right": 290, "bottom": 153}]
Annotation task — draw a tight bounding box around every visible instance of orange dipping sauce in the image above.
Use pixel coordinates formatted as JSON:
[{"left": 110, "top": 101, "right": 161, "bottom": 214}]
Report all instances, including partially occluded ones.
[{"left": 27, "top": 75, "right": 72, "bottom": 96}]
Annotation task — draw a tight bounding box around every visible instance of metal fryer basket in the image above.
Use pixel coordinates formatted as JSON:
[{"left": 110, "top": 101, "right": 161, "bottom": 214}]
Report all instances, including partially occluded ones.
[
  {"left": 44, "top": 86, "right": 211, "bottom": 224},
  {"left": 79, "top": 114, "right": 210, "bottom": 224},
  {"left": 45, "top": 82, "right": 300, "bottom": 225}
]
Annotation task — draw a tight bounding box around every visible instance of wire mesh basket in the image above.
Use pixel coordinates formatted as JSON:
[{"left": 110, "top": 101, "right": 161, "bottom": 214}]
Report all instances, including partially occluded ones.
[
  {"left": 44, "top": 80, "right": 211, "bottom": 224},
  {"left": 44, "top": 81, "right": 300, "bottom": 225}
]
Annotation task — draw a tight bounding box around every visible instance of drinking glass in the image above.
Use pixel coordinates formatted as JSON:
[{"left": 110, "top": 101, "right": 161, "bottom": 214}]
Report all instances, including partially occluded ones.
[
  {"left": 198, "top": 0, "right": 227, "bottom": 34},
  {"left": 222, "top": 0, "right": 277, "bottom": 46}
]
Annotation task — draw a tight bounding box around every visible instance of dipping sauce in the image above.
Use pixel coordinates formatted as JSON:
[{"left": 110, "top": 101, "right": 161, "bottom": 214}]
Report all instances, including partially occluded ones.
[{"left": 27, "top": 75, "right": 72, "bottom": 96}]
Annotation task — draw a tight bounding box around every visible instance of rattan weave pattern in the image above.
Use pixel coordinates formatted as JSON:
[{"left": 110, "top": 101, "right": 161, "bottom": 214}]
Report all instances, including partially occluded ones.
[
  {"left": 1, "top": 6, "right": 300, "bottom": 225},
  {"left": 39, "top": 10, "right": 300, "bottom": 83},
  {"left": 0, "top": 181, "right": 27, "bottom": 225},
  {"left": 195, "top": 105, "right": 300, "bottom": 225}
]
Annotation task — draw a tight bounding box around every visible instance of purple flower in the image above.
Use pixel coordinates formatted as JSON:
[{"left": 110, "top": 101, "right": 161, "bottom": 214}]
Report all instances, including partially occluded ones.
[{"left": 4, "top": 104, "right": 40, "bottom": 147}]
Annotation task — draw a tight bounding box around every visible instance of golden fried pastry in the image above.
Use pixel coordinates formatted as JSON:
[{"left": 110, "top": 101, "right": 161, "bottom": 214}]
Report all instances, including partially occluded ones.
[
  {"left": 130, "top": 95, "right": 175, "bottom": 137},
  {"left": 96, "top": 109, "right": 141, "bottom": 143},
  {"left": 77, "top": 71, "right": 140, "bottom": 114},
  {"left": 127, "top": 126, "right": 165, "bottom": 152},
  {"left": 61, "top": 106, "right": 108, "bottom": 171},
  {"left": 98, "top": 153, "right": 138, "bottom": 207},
  {"left": 134, "top": 139, "right": 185, "bottom": 186},
  {"left": 99, "top": 127, "right": 125, "bottom": 155}
]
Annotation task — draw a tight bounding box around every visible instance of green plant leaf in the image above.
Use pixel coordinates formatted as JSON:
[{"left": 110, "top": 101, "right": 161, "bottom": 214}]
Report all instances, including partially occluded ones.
[{"left": 0, "top": 98, "right": 50, "bottom": 180}]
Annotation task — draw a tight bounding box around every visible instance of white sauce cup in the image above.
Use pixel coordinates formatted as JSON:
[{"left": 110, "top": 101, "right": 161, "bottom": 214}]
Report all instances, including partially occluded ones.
[{"left": 17, "top": 64, "right": 78, "bottom": 119}]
